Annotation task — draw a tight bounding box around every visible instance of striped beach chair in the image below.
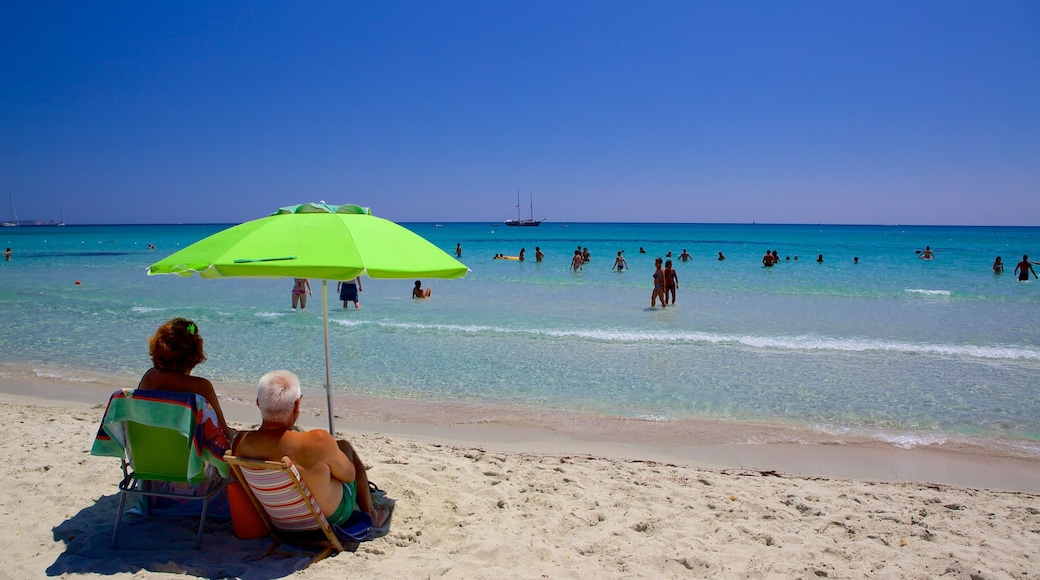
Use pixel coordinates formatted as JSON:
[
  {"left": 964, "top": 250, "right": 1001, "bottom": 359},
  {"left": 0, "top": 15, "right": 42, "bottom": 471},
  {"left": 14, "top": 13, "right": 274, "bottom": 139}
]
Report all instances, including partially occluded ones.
[{"left": 224, "top": 454, "right": 371, "bottom": 562}]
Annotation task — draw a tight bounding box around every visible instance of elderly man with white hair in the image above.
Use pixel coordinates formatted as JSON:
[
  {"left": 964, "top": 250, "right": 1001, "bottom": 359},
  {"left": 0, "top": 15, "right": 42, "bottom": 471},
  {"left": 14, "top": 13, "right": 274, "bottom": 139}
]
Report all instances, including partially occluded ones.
[{"left": 233, "top": 370, "right": 388, "bottom": 528}]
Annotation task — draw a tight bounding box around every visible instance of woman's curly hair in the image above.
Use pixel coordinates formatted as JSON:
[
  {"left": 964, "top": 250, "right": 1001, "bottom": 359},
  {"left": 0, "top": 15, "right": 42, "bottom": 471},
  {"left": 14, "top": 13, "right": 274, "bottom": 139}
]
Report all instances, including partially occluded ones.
[{"left": 149, "top": 317, "right": 206, "bottom": 373}]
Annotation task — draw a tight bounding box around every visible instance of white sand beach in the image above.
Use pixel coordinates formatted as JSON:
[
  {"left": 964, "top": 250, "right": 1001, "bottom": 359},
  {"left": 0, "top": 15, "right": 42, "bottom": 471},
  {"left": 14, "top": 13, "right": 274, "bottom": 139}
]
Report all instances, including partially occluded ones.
[{"left": 2, "top": 373, "right": 1038, "bottom": 579}]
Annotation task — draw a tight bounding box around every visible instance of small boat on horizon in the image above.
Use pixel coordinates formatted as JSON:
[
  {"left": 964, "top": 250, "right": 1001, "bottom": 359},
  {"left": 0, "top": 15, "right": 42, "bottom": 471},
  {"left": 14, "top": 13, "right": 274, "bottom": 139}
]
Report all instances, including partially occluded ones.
[
  {"left": 2, "top": 194, "right": 17, "bottom": 227},
  {"left": 505, "top": 190, "right": 544, "bottom": 227}
]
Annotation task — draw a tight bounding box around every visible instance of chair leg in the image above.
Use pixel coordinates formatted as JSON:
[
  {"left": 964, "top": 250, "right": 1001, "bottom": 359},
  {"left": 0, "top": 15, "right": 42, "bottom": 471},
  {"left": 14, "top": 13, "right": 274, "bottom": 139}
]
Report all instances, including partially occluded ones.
[
  {"left": 310, "top": 546, "right": 335, "bottom": 564},
  {"left": 112, "top": 491, "right": 128, "bottom": 548},
  {"left": 194, "top": 495, "right": 210, "bottom": 550},
  {"left": 257, "top": 540, "right": 285, "bottom": 560}
]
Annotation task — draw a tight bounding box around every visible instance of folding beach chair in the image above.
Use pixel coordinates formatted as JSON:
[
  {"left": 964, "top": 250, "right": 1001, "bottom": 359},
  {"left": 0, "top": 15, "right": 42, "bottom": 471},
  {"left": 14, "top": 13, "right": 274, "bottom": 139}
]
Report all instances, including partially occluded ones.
[
  {"left": 224, "top": 454, "right": 372, "bottom": 562},
  {"left": 91, "top": 389, "right": 229, "bottom": 549}
]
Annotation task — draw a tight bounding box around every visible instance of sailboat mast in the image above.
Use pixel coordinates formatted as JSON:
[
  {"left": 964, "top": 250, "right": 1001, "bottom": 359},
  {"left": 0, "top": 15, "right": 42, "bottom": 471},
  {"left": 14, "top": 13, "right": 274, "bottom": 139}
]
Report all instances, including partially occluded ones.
[{"left": 516, "top": 190, "right": 521, "bottom": 221}]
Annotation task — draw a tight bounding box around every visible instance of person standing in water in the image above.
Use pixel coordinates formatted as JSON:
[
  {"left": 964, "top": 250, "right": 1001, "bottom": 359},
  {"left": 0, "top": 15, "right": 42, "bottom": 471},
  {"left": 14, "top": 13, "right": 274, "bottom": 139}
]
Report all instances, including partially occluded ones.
[
  {"left": 571, "top": 250, "right": 584, "bottom": 272},
  {"left": 337, "top": 276, "right": 362, "bottom": 309},
  {"left": 455, "top": 243, "right": 462, "bottom": 258},
  {"left": 1015, "top": 255, "right": 1037, "bottom": 281},
  {"left": 664, "top": 259, "right": 679, "bottom": 304},
  {"left": 291, "top": 278, "right": 312, "bottom": 310},
  {"left": 612, "top": 251, "right": 627, "bottom": 272},
  {"left": 679, "top": 249, "right": 691, "bottom": 263},
  {"left": 651, "top": 258, "right": 667, "bottom": 308},
  {"left": 519, "top": 248, "right": 526, "bottom": 262},
  {"left": 992, "top": 256, "right": 1003, "bottom": 274},
  {"left": 535, "top": 247, "right": 544, "bottom": 262}
]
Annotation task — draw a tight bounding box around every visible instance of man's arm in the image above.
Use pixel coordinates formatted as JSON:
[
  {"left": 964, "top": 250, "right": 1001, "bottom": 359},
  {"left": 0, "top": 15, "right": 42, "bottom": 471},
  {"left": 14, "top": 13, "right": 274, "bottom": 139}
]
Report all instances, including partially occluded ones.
[{"left": 299, "top": 429, "right": 356, "bottom": 484}]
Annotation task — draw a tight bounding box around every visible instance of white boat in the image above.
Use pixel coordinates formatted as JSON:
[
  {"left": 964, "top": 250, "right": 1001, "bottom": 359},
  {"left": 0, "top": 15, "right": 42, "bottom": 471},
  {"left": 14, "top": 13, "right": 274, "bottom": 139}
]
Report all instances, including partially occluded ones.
[{"left": 2, "top": 194, "right": 17, "bottom": 227}]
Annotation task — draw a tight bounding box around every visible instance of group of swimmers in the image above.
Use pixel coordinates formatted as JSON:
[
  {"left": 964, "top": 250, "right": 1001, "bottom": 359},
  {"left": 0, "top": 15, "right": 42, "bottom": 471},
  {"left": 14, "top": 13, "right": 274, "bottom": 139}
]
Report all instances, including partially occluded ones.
[
  {"left": 998, "top": 255, "right": 1038, "bottom": 281},
  {"left": 482, "top": 243, "right": 1039, "bottom": 283},
  {"left": 491, "top": 246, "right": 545, "bottom": 263},
  {"left": 291, "top": 276, "right": 432, "bottom": 311}
]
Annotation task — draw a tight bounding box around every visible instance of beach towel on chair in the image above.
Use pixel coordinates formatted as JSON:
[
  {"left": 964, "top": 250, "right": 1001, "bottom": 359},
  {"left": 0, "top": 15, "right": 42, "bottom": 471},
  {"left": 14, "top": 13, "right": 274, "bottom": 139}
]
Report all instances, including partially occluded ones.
[{"left": 91, "top": 388, "right": 230, "bottom": 479}]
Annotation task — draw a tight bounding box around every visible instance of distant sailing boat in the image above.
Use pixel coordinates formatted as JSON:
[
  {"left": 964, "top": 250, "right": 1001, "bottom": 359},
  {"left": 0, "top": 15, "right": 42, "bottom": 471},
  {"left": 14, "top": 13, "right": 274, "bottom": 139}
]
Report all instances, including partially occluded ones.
[
  {"left": 505, "top": 190, "right": 544, "bottom": 227},
  {"left": 2, "top": 194, "right": 17, "bottom": 227}
]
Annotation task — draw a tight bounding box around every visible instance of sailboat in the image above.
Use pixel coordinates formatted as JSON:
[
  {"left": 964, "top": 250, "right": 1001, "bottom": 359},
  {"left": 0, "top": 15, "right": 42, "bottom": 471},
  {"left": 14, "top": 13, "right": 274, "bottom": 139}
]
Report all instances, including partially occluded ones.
[
  {"left": 2, "top": 194, "right": 17, "bottom": 227},
  {"left": 505, "top": 191, "right": 544, "bottom": 226}
]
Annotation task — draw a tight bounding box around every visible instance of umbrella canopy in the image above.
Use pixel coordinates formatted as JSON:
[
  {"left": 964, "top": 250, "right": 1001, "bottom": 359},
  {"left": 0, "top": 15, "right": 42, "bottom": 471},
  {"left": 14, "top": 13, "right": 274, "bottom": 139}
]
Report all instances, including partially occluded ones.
[
  {"left": 148, "top": 202, "right": 468, "bottom": 433},
  {"left": 149, "top": 203, "right": 467, "bottom": 280}
]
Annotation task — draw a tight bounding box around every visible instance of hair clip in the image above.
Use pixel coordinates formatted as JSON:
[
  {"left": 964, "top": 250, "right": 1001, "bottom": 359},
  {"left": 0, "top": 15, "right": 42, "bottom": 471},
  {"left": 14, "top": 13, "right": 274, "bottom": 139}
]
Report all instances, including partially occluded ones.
[{"left": 186, "top": 323, "right": 196, "bottom": 335}]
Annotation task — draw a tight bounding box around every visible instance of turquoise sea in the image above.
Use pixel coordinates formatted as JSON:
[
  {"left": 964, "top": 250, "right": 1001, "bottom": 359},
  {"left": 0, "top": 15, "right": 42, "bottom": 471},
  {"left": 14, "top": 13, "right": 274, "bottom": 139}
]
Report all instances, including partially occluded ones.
[{"left": 1, "top": 222, "right": 1038, "bottom": 454}]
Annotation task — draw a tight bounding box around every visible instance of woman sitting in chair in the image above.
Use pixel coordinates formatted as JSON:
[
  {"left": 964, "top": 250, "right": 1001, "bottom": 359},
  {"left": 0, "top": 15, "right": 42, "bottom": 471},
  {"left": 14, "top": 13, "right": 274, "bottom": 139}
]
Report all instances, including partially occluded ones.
[{"left": 138, "top": 317, "right": 235, "bottom": 443}]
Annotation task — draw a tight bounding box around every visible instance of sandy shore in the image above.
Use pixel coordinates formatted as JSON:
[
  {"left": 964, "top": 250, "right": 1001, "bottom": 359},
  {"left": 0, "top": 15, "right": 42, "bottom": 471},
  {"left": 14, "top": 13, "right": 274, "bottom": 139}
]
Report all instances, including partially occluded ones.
[{"left": 2, "top": 373, "right": 1039, "bottom": 578}]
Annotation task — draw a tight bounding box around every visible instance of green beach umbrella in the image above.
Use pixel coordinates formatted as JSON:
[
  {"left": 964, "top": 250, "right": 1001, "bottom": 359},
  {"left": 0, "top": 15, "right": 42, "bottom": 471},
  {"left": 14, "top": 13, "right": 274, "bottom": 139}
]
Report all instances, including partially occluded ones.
[{"left": 148, "top": 202, "right": 468, "bottom": 432}]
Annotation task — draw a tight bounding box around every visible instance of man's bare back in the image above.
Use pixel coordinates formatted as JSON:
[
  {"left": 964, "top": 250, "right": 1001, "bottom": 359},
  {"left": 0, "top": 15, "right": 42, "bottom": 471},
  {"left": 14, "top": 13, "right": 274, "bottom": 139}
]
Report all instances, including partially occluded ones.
[
  {"left": 235, "top": 426, "right": 355, "bottom": 518},
  {"left": 236, "top": 370, "right": 387, "bottom": 527}
]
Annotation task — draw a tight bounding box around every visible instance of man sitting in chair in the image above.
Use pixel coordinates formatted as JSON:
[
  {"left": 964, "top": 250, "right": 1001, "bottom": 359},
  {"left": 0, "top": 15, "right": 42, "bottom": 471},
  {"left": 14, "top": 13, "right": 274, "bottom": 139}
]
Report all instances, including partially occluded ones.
[{"left": 233, "top": 370, "right": 389, "bottom": 528}]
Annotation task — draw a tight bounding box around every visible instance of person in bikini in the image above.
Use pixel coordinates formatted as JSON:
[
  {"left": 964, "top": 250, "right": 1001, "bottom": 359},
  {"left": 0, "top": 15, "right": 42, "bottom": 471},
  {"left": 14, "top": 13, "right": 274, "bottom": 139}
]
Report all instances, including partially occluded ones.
[
  {"left": 233, "top": 370, "right": 389, "bottom": 528},
  {"left": 291, "top": 278, "right": 312, "bottom": 310},
  {"left": 651, "top": 257, "right": 667, "bottom": 308},
  {"left": 571, "top": 250, "right": 584, "bottom": 272}
]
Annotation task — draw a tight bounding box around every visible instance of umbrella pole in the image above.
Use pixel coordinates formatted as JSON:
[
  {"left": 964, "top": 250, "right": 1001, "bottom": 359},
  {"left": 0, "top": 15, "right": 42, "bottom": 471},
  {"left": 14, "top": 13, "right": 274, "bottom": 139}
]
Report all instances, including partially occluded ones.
[{"left": 322, "top": 280, "right": 335, "bottom": 434}]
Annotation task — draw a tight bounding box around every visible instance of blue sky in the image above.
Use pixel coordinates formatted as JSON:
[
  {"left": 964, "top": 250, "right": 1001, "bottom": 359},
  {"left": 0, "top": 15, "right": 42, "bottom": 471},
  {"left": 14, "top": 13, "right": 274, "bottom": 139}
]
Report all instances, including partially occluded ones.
[{"left": 2, "top": 1, "right": 1038, "bottom": 225}]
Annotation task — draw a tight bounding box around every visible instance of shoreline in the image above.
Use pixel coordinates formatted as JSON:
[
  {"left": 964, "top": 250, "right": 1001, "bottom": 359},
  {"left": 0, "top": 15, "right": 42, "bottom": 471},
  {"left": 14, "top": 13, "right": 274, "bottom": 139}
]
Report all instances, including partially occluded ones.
[
  {"left": 3, "top": 368, "right": 1039, "bottom": 577},
  {"left": 4, "top": 363, "right": 1038, "bottom": 493}
]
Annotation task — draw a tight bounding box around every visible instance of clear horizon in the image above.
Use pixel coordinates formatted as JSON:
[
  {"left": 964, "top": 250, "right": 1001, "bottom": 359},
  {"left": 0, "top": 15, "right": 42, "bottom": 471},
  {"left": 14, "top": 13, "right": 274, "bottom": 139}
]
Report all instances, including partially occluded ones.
[{"left": 2, "top": 2, "right": 1038, "bottom": 226}]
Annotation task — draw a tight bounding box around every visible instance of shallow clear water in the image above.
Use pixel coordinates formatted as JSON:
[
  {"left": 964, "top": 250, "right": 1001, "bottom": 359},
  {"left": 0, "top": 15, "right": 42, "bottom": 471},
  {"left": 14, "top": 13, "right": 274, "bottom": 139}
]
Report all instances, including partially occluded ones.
[{"left": 1, "top": 222, "right": 1038, "bottom": 446}]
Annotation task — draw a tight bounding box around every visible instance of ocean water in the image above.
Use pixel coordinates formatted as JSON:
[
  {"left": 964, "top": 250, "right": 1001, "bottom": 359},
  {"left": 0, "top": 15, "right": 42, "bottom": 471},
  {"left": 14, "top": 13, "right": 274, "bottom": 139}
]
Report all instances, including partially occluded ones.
[{"left": 1, "top": 222, "right": 1038, "bottom": 452}]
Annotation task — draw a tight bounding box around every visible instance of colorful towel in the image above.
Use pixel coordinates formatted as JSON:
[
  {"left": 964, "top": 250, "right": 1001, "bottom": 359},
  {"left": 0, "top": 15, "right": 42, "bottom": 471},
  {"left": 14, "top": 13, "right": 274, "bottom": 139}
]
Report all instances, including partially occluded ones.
[{"left": 91, "top": 388, "right": 230, "bottom": 479}]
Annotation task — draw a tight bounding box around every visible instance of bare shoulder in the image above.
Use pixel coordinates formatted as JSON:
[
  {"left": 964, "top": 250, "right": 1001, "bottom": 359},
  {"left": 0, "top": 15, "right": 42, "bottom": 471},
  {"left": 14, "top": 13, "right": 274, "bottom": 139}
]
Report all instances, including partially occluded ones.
[
  {"left": 288, "top": 428, "right": 338, "bottom": 456},
  {"left": 289, "top": 429, "right": 341, "bottom": 466}
]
